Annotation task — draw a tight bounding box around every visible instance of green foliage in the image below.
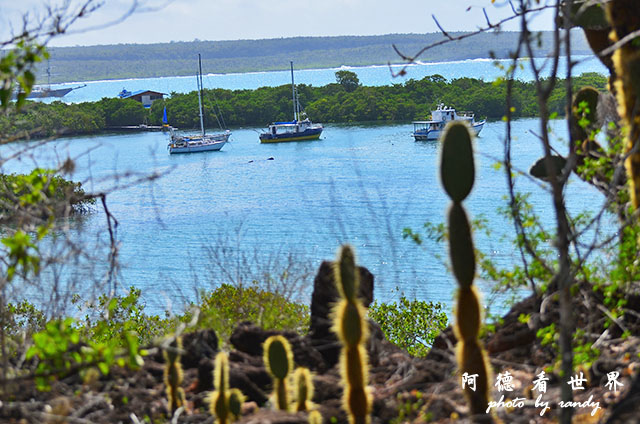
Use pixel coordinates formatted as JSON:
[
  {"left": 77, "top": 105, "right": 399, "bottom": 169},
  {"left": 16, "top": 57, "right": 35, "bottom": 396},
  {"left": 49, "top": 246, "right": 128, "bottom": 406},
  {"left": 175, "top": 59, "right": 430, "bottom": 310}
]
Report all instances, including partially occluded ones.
[
  {"left": 0, "top": 39, "right": 47, "bottom": 110},
  {"left": 391, "top": 391, "right": 426, "bottom": 424},
  {"left": 1, "top": 230, "right": 41, "bottom": 281},
  {"left": 0, "top": 168, "right": 94, "bottom": 220},
  {"left": 335, "top": 70, "right": 360, "bottom": 92},
  {"left": 97, "top": 97, "right": 149, "bottom": 126},
  {"left": 25, "top": 314, "right": 145, "bottom": 391},
  {"left": 189, "top": 283, "right": 310, "bottom": 345},
  {"left": 369, "top": 294, "right": 447, "bottom": 357},
  {"left": 74, "top": 287, "right": 173, "bottom": 347},
  {"left": 0, "top": 73, "right": 609, "bottom": 140},
  {"left": 4, "top": 300, "right": 46, "bottom": 338}
]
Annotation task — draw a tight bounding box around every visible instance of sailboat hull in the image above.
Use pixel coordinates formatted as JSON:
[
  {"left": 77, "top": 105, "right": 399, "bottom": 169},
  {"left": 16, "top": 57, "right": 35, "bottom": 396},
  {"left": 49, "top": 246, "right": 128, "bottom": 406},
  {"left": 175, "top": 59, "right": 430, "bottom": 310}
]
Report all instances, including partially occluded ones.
[
  {"left": 167, "top": 54, "right": 230, "bottom": 154},
  {"left": 27, "top": 87, "right": 74, "bottom": 98},
  {"left": 168, "top": 132, "right": 230, "bottom": 154},
  {"left": 259, "top": 127, "right": 322, "bottom": 143}
]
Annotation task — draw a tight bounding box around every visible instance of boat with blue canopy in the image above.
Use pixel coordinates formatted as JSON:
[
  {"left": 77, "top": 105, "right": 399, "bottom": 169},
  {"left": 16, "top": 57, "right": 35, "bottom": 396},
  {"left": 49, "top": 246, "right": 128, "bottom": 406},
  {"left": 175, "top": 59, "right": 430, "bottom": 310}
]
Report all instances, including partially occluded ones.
[{"left": 259, "top": 62, "right": 323, "bottom": 143}]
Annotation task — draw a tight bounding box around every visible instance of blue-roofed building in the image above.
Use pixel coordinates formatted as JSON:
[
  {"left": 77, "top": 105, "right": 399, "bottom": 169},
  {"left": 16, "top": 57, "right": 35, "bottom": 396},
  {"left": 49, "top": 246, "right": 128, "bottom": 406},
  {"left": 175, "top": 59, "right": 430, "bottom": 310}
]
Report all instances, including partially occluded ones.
[{"left": 118, "top": 88, "right": 165, "bottom": 108}]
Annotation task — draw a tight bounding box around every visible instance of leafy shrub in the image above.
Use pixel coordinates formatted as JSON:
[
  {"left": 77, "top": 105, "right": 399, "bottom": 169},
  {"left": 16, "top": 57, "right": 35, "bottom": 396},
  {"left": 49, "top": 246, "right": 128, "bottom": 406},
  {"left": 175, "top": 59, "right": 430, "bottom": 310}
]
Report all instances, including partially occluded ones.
[
  {"left": 0, "top": 168, "right": 94, "bottom": 221},
  {"left": 369, "top": 294, "right": 448, "bottom": 357},
  {"left": 74, "top": 287, "right": 173, "bottom": 347},
  {"left": 189, "top": 283, "right": 310, "bottom": 345}
]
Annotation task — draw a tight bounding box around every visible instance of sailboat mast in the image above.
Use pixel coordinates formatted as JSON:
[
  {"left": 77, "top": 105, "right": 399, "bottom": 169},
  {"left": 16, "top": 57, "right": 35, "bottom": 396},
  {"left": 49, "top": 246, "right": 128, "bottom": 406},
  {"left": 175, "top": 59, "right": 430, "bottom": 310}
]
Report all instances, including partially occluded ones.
[
  {"left": 47, "top": 60, "right": 51, "bottom": 88},
  {"left": 290, "top": 61, "right": 297, "bottom": 122},
  {"left": 197, "top": 54, "right": 206, "bottom": 136}
]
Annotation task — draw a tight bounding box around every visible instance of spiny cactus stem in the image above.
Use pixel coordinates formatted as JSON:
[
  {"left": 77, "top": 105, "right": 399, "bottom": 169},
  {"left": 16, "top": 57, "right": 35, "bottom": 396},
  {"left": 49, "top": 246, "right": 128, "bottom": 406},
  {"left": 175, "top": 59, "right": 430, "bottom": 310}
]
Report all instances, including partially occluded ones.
[
  {"left": 455, "top": 286, "right": 481, "bottom": 343},
  {"left": 336, "top": 244, "right": 359, "bottom": 301},
  {"left": 275, "top": 378, "right": 289, "bottom": 411},
  {"left": 211, "top": 352, "right": 231, "bottom": 424},
  {"left": 345, "top": 346, "right": 365, "bottom": 390},
  {"left": 294, "top": 367, "right": 313, "bottom": 412}
]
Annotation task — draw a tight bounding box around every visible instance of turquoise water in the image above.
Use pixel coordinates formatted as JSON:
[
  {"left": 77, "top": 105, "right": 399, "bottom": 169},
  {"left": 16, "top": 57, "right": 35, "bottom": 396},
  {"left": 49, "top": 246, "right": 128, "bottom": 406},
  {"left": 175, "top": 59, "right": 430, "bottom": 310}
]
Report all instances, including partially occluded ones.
[
  {"left": 1, "top": 118, "right": 611, "bottom": 315},
  {"left": 5, "top": 59, "right": 613, "bottom": 314},
  {"left": 47, "top": 56, "right": 608, "bottom": 104}
]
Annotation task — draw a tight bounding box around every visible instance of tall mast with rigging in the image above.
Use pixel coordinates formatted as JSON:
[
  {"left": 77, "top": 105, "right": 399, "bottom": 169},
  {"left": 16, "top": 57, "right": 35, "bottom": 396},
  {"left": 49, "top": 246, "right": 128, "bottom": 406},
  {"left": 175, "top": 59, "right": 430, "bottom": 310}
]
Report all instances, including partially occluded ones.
[
  {"left": 290, "top": 61, "right": 298, "bottom": 122},
  {"left": 197, "top": 54, "right": 206, "bottom": 136}
]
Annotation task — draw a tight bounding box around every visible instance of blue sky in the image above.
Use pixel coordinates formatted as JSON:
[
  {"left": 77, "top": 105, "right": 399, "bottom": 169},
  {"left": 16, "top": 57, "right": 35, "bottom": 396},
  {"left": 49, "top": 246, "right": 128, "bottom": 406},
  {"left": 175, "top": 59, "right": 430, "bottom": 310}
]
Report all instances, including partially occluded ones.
[{"left": 1, "top": 0, "right": 556, "bottom": 47}]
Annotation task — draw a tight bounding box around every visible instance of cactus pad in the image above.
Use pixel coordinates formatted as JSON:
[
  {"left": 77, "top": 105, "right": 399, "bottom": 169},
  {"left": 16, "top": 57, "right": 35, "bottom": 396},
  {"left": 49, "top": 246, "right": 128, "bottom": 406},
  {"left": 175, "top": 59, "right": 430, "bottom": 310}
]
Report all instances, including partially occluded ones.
[
  {"left": 336, "top": 244, "right": 359, "bottom": 301},
  {"left": 264, "top": 335, "right": 293, "bottom": 380},
  {"left": 440, "top": 121, "right": 475, "bottom": 202},
  {"left": 455, "top": 286, "right": 481, "bottom": 342},
  {"left": 448, "top": 202, "right": 476, "bottom": 288}
]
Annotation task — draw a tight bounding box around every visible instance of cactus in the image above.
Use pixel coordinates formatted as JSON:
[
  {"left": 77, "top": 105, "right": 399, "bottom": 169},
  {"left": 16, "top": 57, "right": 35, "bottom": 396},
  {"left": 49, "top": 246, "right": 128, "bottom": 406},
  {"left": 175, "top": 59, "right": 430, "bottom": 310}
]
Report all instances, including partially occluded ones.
[
  {"left": 209, "top": 352, "right": 231, "bottom": 424},
  {"left": 293, "top": 367, "right": 314, "bottom": 412},
  {"left": 308, "top": 410, "right": 323, "bottom": 424},
  {"left": 331, "top": 245, "right": 371, "bottom": 424},
  {"left": 263, "top": 335, "right": 294, "bottom": 411},
  {"left": 606, "top": 1, "right": 640, "bottom": 211},
  {"left": 440, "top": 121, "right": 491, "bottom": 420},
  {"left": 568, "top": 86, "right": 609, "bottom": 181},
  {"left": 163, "top": 336, "right": 185, "bottom": 415},
  {"left": 228, "top": 388, "right": 245, "bottom": 420}
]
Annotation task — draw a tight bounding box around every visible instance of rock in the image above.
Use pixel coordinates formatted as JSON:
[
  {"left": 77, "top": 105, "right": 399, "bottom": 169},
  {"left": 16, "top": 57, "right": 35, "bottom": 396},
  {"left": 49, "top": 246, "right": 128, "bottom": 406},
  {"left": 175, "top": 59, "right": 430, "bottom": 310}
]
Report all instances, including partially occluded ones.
[
  {"left": 181, "top": 329, "right": 219, "bottom": 369},
  {"left": 606, "top": 372, "right": 640, "bottom": 424},
  {"left": 230, "top": 367, "right": 269, "bottom": 405},
  {"left": 195, "top": 357, "right": 214, "bottom": 393},
  {"left": 308, "top": 260, "right": 374, "bottom": 366},
  {"left": 230, "top": 322, "right": 325, "bottom": 372},
  {"left": 237, "top": 410, "right": 309, "bottom": 424}
]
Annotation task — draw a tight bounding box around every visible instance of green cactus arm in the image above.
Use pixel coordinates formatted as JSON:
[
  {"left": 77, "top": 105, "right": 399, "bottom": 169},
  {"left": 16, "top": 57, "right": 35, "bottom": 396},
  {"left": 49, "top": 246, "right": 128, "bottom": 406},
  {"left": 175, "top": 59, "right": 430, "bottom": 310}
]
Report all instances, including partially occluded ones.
[{"left": 440, "top": 121, "right": 475, "bottom": 203}]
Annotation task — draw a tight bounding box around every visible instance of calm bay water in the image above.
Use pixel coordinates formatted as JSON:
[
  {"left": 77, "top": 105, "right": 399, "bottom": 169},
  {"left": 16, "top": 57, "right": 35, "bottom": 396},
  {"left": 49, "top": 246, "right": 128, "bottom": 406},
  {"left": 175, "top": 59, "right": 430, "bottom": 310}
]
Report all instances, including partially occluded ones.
[
  {"left": 1, "top": 118, "right": 610, "bottom": 316},
  {"left": 5, "top": 58, "right": 613, "bottom": 315}
]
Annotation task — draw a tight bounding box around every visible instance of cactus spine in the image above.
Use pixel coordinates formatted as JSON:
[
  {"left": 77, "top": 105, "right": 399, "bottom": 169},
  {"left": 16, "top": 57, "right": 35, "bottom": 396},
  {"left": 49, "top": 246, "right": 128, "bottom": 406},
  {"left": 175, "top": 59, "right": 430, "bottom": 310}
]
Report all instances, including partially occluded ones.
[
  {"left": 332, "top": 245, "right": 371, "bottom": 424},
  {"left": 209, "top": 352, "right": 231, "bottom": 424},
  {"left": 293, "top": 367, "right": 314, "bottom": 412},
  {"left": 163, "top": 336, "right": 185, "bottom": 414},
  {"left": 263, "top": 335, "right": 294, "bottom": 411},
  {"left": 606, "top": 1, "right": 640, "bottom": 211},
  {"left": 440, "top": 121, "right": 491, "bottom": 419}
]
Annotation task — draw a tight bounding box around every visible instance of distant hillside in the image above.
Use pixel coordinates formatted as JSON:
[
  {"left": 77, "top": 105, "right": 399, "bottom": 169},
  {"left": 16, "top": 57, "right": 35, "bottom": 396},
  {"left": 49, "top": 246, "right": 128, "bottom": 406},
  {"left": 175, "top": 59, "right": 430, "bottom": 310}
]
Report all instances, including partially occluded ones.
[{"left": 41, "top": 32, "right": 591, "bottom": 83}]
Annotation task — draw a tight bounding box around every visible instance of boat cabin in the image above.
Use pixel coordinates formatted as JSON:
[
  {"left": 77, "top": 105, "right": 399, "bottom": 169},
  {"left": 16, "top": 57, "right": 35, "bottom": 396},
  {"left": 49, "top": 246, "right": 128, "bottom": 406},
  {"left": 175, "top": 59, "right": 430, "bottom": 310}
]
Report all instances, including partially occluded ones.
[
  {"left": 268, "top": 119, "right": 313, "bottom": 135},
  {"left": 430, "top": 103, "right": 475, "bottom": 123}
]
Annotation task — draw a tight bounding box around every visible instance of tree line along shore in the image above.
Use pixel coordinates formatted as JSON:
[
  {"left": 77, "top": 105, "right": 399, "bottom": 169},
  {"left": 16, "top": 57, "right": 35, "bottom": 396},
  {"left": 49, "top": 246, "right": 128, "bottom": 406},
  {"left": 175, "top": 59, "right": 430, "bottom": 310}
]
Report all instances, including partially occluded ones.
[
  {"left": 40, "top": 31, "right": 592, "bottom": 83},
  {"left": 3, "top": 71, "right": 607, "bottom": 139}
]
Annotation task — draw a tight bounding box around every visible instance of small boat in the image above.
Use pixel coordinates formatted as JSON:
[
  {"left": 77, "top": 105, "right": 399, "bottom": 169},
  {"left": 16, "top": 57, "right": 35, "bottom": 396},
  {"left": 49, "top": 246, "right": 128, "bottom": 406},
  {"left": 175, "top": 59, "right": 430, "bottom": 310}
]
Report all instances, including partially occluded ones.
[
  {"left": 14, "top": 61, "right": 86, "bottom": 99},
  {"left": 259, "top": 62, "right": 323, "bottom": 143},
  {"left": 168, "top": 54, "right": 230, "bottom": 154},
  {"left": 412, "top": 104, "right": 485, "bottom": 141},
  {"left": 26, "top": 86, "right": 75, "bottom": 98}
]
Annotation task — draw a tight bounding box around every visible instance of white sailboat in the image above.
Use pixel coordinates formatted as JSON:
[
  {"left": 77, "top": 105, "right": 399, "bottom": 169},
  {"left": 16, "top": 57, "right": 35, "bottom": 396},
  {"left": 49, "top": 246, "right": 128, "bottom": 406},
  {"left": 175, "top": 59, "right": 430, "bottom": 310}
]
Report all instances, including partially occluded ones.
[{"left": 168, "top": 54, "right": 230, "bottom": 154}]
